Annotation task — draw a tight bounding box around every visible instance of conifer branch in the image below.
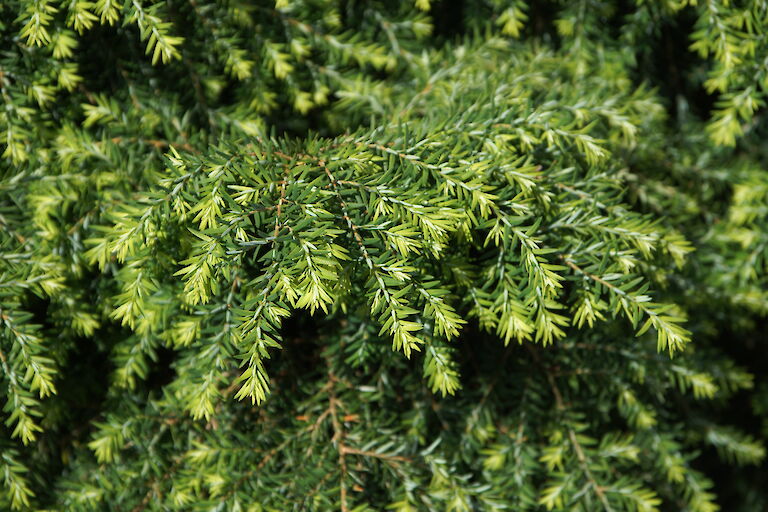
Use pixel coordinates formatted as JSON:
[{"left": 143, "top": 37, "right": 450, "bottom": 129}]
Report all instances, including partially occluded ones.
[
  {"left": 528, "top": 344, "right": 615, "bottom": 511},
  {"left": 2, "top": 2, "right": 767, "bottom": 509}
]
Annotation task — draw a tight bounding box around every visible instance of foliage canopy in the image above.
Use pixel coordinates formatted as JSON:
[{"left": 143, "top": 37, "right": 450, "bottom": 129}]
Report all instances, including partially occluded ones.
[{"left": 1, "top": 0, "right": 768, "bottom": 510}]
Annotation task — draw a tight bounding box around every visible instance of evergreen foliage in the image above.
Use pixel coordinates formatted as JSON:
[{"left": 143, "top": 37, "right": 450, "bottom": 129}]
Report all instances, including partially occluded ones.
[{"left": 1, "top": 0, "right": 768, "bottom": 510}]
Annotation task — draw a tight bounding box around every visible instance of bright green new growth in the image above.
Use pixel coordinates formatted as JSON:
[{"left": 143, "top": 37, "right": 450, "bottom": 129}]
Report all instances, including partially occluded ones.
[
  {"left": 93, "top": 46, "right": 695, "bottom": 414},
  {"left": 2, "top": 0, "right": 768, "bottom": 511}
]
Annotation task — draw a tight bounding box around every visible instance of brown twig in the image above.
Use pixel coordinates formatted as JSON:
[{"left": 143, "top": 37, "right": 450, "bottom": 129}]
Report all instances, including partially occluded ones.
[
  {"left": 561, "top": 257, "right": 625, "bottom": 296},
  {"left": 339, "top": 445, "right": 410, "bottom": 464},
  {"left": 326, "top": 368, "right": 349, "bottom": 512},
  {"left": 108, "top": 136, "right": 197, "bottom": 153},
  {"left": 526, "top": 344, "right": 614, "bottom": 511}
]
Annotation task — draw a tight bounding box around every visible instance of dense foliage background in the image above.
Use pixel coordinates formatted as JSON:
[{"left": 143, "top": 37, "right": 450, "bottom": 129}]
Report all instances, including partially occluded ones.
[{"left": 2, "top": 0, "right": 768, "bottom": 510}]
